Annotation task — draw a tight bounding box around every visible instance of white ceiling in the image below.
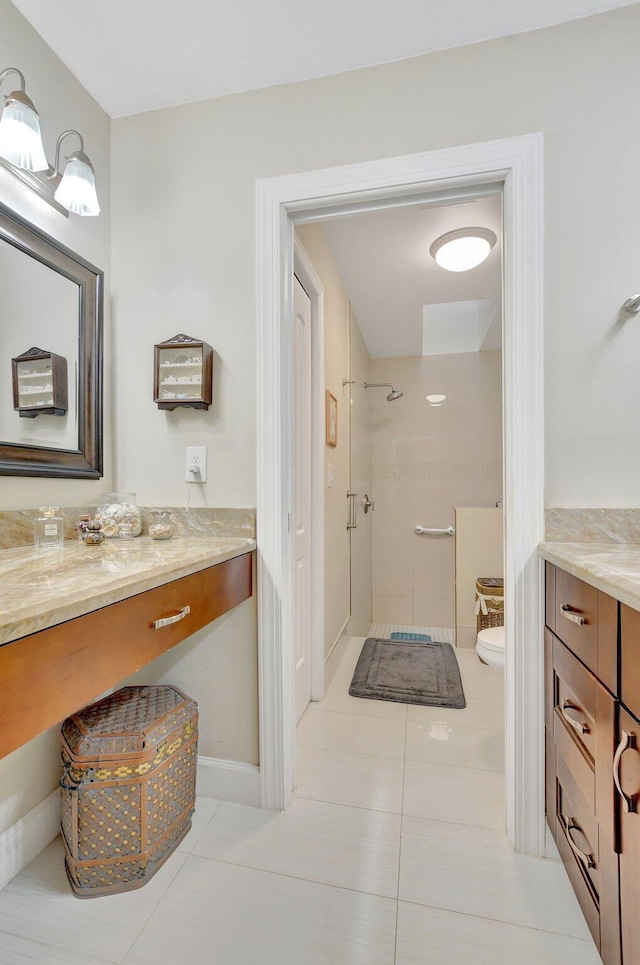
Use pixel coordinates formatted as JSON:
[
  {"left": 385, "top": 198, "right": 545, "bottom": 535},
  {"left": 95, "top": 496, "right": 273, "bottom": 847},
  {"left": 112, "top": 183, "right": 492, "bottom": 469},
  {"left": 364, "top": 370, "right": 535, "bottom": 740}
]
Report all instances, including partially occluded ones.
[
  {"left": 9, "top": 0, "right": 638, "bottom": 117},
  {"left": 321, "top": 194, "right": 502, "bottom": 358}
]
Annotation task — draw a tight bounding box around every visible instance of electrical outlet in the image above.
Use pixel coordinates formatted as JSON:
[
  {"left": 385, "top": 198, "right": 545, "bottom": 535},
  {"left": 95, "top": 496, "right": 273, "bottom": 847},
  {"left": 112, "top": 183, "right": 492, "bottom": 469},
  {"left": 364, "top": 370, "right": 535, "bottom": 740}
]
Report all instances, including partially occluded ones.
[{"left": 185, "top": 446, "right": 207, "bottom": 483}]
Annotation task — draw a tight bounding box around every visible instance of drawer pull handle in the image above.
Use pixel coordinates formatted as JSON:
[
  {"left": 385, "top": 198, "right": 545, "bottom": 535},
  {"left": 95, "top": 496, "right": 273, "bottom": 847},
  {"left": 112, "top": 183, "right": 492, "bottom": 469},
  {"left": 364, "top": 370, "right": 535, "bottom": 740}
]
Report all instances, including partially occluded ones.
[
  {"left": 560, "top": 814, "right": 595, "bottom": 869},
  {"left": 560, "top": 700, "right": 590, "bottom": 736},
  {"left": 560, "top": 604, "right": 586, "bottom": 626},
  {"left": 614, "top": 730, "right": 638, "bottom": 814},
  {"left": 152, "top": 605, "right": 191, "bottom": 630}
]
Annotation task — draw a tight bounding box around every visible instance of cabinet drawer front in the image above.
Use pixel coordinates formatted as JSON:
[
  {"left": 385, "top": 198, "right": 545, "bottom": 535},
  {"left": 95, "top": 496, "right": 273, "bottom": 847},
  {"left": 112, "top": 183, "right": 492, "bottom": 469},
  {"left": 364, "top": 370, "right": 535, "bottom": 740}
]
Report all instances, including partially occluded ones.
[
  {"left": 553, "top": 710, "right": 594, "bottom": 812},
  {"left": 621, "top": 604, "right": 640, "bottom": 720},
  {"left": 553, "top": 637, "right": 596, "bottom": 762},
  {"left": 554, "top": 749, "right": 621, "bottom": 964},
  {"left": 555, "top": 753, "right": 600, "bottom": 900},
  {"left": 0, "top": 552, "right": 254, "bottom": 760},
  {"left": 554, "top": 569, "right": 598, "bottom": 670}
]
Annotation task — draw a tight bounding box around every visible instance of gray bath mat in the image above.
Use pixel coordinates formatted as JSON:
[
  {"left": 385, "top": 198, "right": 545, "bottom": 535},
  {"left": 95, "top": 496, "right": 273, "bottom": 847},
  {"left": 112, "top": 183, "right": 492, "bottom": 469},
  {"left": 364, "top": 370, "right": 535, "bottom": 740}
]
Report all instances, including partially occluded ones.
[{"left": 349, "top": 637, "right": 466, "bottom": 708}]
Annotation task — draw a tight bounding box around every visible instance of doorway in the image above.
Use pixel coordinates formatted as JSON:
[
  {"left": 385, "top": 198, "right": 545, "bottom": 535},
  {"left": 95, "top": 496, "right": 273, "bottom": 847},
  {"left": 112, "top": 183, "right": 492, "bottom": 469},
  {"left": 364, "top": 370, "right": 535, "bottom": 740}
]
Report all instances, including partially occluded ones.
[{"left": 256, "top": 134, "right": 544, "bottom": 855}]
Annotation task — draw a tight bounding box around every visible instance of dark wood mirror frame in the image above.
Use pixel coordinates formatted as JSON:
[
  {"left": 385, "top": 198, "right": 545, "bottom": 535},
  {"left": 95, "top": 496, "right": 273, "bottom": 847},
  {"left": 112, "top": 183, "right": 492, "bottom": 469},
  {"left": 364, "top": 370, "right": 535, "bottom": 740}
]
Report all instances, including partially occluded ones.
[{"left": 0, "top": 201, "right": 103, "bottom": 478}]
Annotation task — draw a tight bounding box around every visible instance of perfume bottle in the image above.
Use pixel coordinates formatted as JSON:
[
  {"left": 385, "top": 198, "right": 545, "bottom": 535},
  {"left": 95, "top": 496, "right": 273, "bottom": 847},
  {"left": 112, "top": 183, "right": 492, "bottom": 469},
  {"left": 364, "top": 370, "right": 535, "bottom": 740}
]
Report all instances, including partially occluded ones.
[{"left": 34, "top": 507, "right": 64, "bottom": 551}]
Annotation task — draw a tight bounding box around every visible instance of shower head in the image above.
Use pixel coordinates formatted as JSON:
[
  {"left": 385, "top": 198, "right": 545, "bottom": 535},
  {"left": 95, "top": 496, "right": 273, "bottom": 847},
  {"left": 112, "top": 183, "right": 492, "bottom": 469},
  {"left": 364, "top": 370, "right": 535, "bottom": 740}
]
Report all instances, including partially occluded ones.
[{"left": 363, "top": 382, "right": 404, "bottom": 402}]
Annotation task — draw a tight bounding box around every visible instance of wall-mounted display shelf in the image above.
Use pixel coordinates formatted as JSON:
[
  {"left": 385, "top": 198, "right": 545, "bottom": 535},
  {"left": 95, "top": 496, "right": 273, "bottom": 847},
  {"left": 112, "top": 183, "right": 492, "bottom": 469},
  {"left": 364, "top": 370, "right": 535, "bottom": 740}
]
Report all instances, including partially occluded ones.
[
  {"left": 12, "top": 346, "right": 68, "bottom": 418},
  {"left": 153, "top": 334, "right": 213, "bottom": 411}
]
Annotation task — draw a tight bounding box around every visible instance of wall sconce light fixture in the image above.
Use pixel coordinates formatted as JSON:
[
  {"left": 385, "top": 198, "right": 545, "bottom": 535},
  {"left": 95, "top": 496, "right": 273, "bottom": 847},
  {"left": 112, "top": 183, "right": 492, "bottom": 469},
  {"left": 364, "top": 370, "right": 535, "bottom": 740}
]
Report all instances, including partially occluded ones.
[
  {"left": 0, "top": 66, "right": 100, "bottom": 217},
  {"left": 0, "top": 67, "right": 48, "bottom": 172},
  {"left": 51, "top": 130, "right": 100, "bottom": 216}
]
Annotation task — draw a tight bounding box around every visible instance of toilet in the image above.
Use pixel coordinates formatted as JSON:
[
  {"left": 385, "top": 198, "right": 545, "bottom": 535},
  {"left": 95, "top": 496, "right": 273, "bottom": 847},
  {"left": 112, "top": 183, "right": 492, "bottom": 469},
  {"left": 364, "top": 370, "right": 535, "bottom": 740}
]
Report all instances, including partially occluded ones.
[{"left": 476, "top": 625, "right": 505, "bottom": 671}]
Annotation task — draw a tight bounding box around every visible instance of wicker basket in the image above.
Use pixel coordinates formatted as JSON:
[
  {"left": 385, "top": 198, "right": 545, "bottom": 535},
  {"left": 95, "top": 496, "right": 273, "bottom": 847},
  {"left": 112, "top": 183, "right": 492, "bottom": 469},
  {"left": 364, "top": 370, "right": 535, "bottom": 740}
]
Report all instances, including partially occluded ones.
[
  {"left": 60, "top": 685, "right": 198, "bottom": 898},
  {"left": 475, "top": 577, "right": 504, "bottom": 632}
]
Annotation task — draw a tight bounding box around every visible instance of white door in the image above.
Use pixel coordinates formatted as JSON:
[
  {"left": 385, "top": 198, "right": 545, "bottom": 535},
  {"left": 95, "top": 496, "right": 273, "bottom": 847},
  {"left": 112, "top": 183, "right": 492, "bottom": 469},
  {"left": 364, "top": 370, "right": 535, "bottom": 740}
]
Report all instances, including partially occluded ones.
[{"left": 294, "top": 276, "right": 312, "bottom": 723}]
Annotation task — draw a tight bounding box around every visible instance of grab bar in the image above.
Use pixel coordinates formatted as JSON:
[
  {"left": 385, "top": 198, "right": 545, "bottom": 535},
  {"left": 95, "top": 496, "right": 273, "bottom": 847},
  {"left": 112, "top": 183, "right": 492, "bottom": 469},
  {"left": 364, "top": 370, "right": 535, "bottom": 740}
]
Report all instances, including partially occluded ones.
[{"left": 414, "top": 526, "right": 455, "bottom": 537}]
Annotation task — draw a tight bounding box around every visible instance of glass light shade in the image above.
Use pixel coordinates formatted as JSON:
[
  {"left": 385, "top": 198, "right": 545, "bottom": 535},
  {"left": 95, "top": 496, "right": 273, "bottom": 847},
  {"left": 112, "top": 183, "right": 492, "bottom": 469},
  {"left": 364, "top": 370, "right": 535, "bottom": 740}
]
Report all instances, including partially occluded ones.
[
  {"left": 429, "top": 228, "right": 497, "bottom": 273},
  {"left": 426, "top": 394, "right": 446, "bottom": 404},
  {"left": 0, "top": 96, "right": 48, "bottom": 171},
  {"left": 54, "top": 154, "right": 100, "bottom": 216}
]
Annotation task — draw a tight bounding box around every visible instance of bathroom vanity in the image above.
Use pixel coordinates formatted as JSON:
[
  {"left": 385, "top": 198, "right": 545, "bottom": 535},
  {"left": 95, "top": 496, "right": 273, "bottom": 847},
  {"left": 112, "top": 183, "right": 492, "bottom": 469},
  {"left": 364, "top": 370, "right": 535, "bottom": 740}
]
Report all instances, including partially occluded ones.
[
  {"left": 0, "top": 537, "right": 254, "bottom": 761},
  {"left": 540, "top": 544, "right": 640, "bottom": 965}
]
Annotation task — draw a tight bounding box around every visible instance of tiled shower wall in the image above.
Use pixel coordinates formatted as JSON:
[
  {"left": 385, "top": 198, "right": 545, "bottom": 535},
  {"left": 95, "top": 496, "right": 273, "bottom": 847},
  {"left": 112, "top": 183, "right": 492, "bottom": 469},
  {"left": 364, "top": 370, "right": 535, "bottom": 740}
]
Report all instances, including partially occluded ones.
[{"left": 370, "top": 350, "right": 503, "bottom": 627}]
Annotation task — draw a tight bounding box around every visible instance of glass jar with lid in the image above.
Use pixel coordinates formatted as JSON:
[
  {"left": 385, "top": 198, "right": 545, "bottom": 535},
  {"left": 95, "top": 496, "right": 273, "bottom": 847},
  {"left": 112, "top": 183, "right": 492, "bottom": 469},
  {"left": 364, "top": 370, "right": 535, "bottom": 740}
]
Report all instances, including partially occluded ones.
[{"left": 94, "top": 492, "right": 142, "bottom": 538}]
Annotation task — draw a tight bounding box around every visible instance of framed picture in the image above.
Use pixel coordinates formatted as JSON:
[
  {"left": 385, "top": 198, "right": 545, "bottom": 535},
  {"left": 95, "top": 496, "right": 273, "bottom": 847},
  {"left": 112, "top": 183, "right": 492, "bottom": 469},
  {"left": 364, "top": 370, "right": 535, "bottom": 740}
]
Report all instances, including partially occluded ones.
[{"left": 325, "top": 390, "right": 337, "bottom": 447}]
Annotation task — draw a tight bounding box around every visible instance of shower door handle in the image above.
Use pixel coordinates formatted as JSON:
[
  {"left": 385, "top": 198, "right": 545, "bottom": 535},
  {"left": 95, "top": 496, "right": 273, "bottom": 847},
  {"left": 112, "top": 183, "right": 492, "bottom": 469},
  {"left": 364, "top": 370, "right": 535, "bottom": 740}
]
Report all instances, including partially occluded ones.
[{"left": 347, "top": 491, "right": 357, "bottom": 530}]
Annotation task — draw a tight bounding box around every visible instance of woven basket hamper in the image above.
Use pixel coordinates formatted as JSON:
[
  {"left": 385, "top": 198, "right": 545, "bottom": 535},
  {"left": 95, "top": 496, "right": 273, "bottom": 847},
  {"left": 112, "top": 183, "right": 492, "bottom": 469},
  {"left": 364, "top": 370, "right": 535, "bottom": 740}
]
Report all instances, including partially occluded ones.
[
  {"left": 60, "top": 685, "right": 198, "bottom": 898},
  {"left": 475, "top": 577, "right": 505, "bottom": 632}
]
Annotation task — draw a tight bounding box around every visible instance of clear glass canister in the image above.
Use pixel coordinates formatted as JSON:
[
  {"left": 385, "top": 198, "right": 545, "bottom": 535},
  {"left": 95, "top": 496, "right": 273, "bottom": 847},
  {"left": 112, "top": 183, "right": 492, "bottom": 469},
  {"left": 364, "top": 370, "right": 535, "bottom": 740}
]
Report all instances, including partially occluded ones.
[
  {"left": 148, "top": 510, "right": 173, "bottom": 540},
  {"left": 94, "top": 492, "right": 142, "bottom": 538}
]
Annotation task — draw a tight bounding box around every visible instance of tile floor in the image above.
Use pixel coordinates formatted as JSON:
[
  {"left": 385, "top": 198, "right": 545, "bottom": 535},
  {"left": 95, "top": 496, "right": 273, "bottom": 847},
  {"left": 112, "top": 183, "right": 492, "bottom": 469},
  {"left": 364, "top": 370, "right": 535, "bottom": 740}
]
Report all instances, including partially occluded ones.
[{"left": 0, "top": 636, "right": 600, "bottom": 964}]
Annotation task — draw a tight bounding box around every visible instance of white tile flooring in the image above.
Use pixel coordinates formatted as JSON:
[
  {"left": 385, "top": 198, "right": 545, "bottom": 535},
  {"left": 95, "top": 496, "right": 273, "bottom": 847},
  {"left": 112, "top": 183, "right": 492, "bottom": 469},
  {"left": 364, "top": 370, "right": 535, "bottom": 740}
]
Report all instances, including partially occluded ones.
[
  {"left": 0, "top": 636, "right": 600, "bottom": 964},
  {"left": 368, "top": 623, "right": 455, "bottom": 644}
]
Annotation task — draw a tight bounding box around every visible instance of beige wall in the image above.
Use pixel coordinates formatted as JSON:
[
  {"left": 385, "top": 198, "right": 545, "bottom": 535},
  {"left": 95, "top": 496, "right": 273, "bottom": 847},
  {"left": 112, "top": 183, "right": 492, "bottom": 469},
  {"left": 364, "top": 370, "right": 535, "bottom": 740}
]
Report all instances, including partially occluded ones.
[
  {"left": 0, "top": 0, "right": 112, "bottom": 838},
  {"left": 455, "top": 508, "right": 504, "bottom": 648},
  {"left": 295, "top": 224, "right": 351, "bottom": 661},
  {"left": 112, "top": 4, "right": 640, "bottom": 510},
  {"left": 371, "top": 352, "right": 502, "bottom": 627}
]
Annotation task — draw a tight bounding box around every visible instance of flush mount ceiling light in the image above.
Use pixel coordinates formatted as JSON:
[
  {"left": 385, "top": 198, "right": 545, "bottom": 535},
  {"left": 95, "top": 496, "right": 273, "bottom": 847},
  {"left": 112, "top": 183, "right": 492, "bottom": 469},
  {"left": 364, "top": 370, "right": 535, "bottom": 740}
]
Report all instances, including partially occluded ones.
[
  {"left": 0, "top": 67, "right": 100, "bottom": 218},
  {"left": 429, "top": 227, "right": 497, "bottom": 272},
  {"left": 0, "top": 67, "right": 48, "bottom": 172}
]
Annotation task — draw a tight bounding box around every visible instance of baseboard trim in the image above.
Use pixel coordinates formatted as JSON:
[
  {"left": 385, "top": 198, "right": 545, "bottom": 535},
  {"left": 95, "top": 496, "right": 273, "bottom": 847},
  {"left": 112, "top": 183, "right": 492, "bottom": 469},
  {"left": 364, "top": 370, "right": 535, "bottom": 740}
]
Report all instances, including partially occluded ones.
[
  {"left": 0, "top": 790, "right": 60, "bottom": 891},
  {"left": 197, "top": 756, "right": 260, "bottom": 806},
  {"left": 325, "top": 615, "right": 351, "bottom": 662}
]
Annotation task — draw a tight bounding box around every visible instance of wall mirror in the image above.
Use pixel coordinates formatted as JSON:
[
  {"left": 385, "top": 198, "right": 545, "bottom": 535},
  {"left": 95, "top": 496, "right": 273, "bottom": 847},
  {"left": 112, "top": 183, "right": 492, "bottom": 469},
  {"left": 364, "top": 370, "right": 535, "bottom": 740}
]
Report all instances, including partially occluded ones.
[{"left": 0, "top": 201, "right": 103, "bottom": 477}]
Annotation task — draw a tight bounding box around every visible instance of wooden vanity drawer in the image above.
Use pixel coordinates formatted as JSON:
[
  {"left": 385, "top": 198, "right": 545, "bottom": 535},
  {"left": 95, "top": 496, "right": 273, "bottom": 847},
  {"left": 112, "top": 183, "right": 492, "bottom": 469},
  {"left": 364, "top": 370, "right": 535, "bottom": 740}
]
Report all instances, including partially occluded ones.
[
  {"left": 0, "top": 552, "right": 253, "bottom": 760},
  {"left": 553, "top": 751, "right": 621, "bottom": 964},
  {"left": 554, "top": 754, "right": 601, "bottom": 946},
  {"left": 554, "top": 703, "right": 595, "bottom": 812},
  {"left": 553, "top": 635, "right": 596, "bottom": 762},
  {"left": 553, "top": 567, "right": 617, "bottom": 693},
  {"left": 551, "top": 636, "right": 617, "bottom": 847}
]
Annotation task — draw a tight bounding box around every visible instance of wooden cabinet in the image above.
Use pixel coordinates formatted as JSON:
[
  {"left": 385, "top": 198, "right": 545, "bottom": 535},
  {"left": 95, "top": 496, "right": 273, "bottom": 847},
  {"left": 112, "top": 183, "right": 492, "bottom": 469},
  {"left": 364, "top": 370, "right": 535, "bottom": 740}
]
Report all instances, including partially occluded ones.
[
  {"left": 153, "top": 333, "right": 213, "bottom": 410},
  {"left": 0, "top": 551, "right": 253, "bottom": 761},
  {"left": 12, "top": 346, "right": 68, "bottom": 418},
  {"left": 544, "top": 562, "right": 621, "bottom": 962},
  {"left": 617, "top": 705, "right": 640, "bottom": 960}
]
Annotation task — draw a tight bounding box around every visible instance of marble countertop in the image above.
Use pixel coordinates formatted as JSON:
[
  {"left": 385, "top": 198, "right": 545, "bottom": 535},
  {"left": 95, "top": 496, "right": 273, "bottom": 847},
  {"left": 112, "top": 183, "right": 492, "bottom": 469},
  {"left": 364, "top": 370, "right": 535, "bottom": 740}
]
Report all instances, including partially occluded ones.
[
  {"left": 538, "top": 541, "right": 640, "bottom": 612},
  {"left": 0, "top": 536, "right": 256, "bottom": 646}
]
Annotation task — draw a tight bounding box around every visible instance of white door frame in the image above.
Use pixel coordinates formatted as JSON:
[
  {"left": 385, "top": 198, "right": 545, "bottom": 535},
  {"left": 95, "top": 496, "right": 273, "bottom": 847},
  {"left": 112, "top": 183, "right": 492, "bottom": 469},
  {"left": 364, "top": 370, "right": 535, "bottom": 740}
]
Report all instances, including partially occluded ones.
[
  {"left": 293, "top": 237, "right": 326, "bottom": 703},
  {"left": 256, "top": 133, "right": 545, "bottom": 855}
]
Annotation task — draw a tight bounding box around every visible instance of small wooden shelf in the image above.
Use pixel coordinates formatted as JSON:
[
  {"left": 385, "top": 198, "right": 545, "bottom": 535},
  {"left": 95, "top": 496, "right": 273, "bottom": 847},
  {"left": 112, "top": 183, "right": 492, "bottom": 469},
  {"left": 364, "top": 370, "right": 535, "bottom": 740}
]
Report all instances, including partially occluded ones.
[
  {"left": 153, "top": 334, "right": 213, "bottom": 410},
  {"left": 12, "top": 347, "right": 68, "bottom": 418}
]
